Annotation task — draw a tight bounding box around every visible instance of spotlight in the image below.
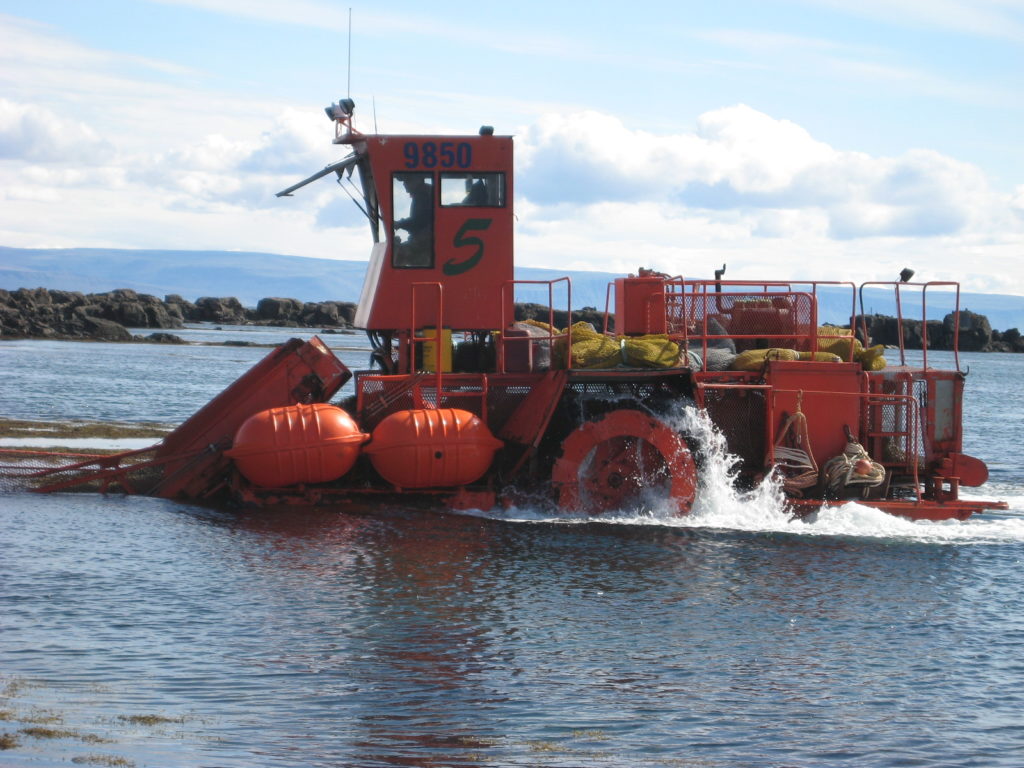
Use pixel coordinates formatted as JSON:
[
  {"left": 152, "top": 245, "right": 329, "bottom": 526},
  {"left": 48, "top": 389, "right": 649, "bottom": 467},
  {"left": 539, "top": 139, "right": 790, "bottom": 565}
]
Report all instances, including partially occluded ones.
[
  {"left": 324, "top": 98, "right": 356, "bottom": 122},
  {"left": 899, "top": 268, "right": 915, "bottom": 283}
]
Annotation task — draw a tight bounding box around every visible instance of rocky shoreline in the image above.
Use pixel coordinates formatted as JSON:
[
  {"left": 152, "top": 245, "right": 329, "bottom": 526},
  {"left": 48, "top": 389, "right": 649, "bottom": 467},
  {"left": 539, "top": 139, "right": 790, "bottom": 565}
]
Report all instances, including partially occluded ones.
[
  {"left": 0, "top": 287, "right": 358, "bottom": 342},
  {"left": 859, "top": 309, "right": 1023, "bottom": 353},
  {"left": 1, "top": 286, "right": 1021, "bottom": 352}
]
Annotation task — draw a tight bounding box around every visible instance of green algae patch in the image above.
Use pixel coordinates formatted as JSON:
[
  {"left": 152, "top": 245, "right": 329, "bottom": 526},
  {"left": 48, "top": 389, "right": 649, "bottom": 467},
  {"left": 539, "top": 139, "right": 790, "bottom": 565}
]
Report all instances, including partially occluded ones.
[
  {"left": 0, "top": 418, "right": 171, "bottom": 440},
  {"left": 116, "top": 714, "right": 185, "bottom": 726},
  {"left": 1, "top": 677, "right": 39, "bottom": 698},
  {"left": 0, "top": 732, "right": 20, "bottom": 749},
  {"left": 19, "top": 726, "right": 112, "bottom": 743},
  {"left": 571, "top": 728, "right": 608, "bottom": 740},
  {"left": 71, "top": 755, "right": 136, "bottom": 767},
  {"left": 20, "top": 726, "right": 82, "bottom": 739},
  {"left": 527, "top": 739, "right": 561, "bottom": 753},
  {"left": 21, "top": 709, "right": 64, "bottom": 725}
]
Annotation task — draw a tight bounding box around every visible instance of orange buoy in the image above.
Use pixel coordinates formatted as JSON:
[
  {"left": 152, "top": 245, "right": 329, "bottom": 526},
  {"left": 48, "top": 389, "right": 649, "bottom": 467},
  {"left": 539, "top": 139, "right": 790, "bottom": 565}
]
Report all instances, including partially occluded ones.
[
  {"left": 364, "top": 408, "right": 503, "bottom": 489},
  {"left": 226, "top": 403, "right": 368, "bottom": 488}
]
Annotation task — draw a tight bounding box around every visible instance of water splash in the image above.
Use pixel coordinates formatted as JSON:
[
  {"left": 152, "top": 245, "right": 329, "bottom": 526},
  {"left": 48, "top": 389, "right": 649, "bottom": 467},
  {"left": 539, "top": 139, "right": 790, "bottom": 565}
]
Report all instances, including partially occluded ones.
[{"left": 468, "top": 403, "right": 1024, "bottom": 543}]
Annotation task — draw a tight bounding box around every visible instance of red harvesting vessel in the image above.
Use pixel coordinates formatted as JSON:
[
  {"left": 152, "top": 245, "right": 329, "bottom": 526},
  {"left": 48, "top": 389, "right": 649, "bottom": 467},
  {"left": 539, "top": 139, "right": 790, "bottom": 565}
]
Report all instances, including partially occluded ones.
[{"left": 7, "top": 99, "right": 1007, "bottom": 521}]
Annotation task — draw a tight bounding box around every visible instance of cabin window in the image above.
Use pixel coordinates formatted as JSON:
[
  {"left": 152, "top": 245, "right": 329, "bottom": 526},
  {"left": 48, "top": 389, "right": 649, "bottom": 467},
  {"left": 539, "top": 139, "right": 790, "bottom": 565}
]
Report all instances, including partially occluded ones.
[
  {"left": 439, "top": 172, "right": 505, "bottom": 207},
  {"left": 392, "top": 172, "right": 434, "bottom": 268}
]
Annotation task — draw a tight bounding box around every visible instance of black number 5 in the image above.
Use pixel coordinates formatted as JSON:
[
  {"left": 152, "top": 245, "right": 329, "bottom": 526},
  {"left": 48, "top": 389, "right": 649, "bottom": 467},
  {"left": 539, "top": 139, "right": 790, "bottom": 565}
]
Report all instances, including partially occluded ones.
[{"left": 443, "top": 218, "right": 492, "bottom": 276}]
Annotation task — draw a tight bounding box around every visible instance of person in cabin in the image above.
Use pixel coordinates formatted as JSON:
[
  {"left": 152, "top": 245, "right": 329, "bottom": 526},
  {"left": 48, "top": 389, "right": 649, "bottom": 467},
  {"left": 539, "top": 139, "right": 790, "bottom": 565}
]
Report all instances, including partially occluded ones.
[
  {"left": 462, "top": 177, "right": 488, "bottom": 205},
  {"left": 394, "top": 174, "right": 434, "bottom": 267}
]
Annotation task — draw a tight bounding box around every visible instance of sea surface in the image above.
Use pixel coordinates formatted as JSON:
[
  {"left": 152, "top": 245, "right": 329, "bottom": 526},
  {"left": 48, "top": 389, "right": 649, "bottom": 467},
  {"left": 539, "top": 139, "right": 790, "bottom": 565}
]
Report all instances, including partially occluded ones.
[{"left": 2, "top": 329, "right": 1023, "bottom": 767}]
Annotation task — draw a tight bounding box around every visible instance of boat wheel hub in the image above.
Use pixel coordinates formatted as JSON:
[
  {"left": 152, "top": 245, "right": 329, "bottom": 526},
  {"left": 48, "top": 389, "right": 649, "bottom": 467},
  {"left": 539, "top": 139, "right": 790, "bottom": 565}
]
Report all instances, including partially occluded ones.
[{"left": 551, "top": 408, "right": 697, "bottom": 515}]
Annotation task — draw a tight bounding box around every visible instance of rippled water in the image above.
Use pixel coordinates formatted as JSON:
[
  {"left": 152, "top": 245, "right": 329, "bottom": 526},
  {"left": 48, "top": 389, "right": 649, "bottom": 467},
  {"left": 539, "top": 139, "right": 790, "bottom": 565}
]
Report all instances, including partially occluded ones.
[
  {"left": 2, "top": 333, "right": 1023, "bottom": 767},
  {"left": 0, "top": 327, "right": 369, "bottom": 424}
]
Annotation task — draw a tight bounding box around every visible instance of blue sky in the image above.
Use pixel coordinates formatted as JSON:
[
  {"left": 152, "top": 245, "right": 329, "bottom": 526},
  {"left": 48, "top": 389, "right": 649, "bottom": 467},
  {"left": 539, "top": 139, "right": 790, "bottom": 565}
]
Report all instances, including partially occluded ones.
[{"left": 1, "top": 0, "right": 1023, "bottom": 294}]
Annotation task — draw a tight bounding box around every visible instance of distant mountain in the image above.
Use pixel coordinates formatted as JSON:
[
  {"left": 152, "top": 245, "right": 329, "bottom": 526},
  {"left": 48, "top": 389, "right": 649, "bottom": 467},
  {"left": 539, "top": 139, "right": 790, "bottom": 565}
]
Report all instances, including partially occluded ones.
[
  {"left": 0, "top": 247, "right": 372, "bottom": 308},
  {"left": 0, "top": 245, "right": 620, "bottom": 312},
  {"left": 2, "top": 246, "right": 1023, "bottom": 330}
]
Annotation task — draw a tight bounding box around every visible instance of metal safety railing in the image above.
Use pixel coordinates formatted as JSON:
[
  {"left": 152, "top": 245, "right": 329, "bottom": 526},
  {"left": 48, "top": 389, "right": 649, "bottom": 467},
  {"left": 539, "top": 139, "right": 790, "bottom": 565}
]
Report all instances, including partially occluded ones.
[
  {"left": 858, "top": 281, "right": 962, "bottom": 371},
  {"left": 497, "top": 277, "right": 572, "bottom": 373}
]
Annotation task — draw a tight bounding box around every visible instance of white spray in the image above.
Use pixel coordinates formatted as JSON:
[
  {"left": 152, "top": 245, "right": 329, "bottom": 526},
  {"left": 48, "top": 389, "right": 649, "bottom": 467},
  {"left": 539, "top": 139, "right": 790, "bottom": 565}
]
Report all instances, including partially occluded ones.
[{"left": 470, "top": 402, "right": 1024, "bottom": 543}]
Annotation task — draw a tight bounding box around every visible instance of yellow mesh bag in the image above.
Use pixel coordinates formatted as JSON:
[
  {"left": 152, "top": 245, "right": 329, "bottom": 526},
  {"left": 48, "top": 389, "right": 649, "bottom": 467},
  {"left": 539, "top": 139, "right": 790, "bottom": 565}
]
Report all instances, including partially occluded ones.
[
  {"left": 551, "top": 322, "right": 604, "bottom": 369},
  {"left": 621, "top": 334, "right": 679, "bottom": 368},
  {"left": 816, "top": 327, "right": 887, "bottom": 370},
  {"left": 569, "top": 335, "right": 621, "bottom": 369},
  {"left": 549, "top": 323, "right": 683, "bottom": 370},
  {"left": 730, "top": 348, "right": 799, "bottom": 371},
  {"left": 798, "top": 351, "right": 843, "bottom": 362},
  {"left": 859, "top": 344, "right": 887, "bottom": 371},
  {"left": 524, "top": 319, "right": 556, "bottom": 334}
]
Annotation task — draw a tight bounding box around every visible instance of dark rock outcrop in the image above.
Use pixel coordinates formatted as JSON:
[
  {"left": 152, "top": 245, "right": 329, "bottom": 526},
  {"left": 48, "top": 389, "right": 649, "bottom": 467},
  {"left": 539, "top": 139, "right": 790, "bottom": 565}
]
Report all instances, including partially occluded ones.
[
  {"left": 515, "top": 303, "right": 607, "bottom": 332},
  {"left": 77, "top": 312, "right": 133, "bottom": 341},
  {"left": 255, "top": 297, "right": 304, "bottom": 323},
  {"left": 864, "top": 309, "right": 1004, "bottom": 352},
  {"left": 165, "top": 294, "right": 198, "bottom": 322},
  {"left": 0, "top": 287, "right": 358, "bottom": 341},
  {"left": 252, "top": 297, "right": 356, "bottom": 328},
  {"left": 945, "top": 310, "right": 991, "bottom": 352},
  {"left": 0, "top": 287, "right": 140, "bottom": 340},
  {"left": 990, "top": 327, "right": 1024, "bottom": 353},
  {"left": 84, "top": 289, "right": 183, "bottom": 329},
  {"left": 194, "top": 296, "right": 247, "bottom": 324},
  {"left": 142, "top": 332, "right": 187, "bottom": 344}
]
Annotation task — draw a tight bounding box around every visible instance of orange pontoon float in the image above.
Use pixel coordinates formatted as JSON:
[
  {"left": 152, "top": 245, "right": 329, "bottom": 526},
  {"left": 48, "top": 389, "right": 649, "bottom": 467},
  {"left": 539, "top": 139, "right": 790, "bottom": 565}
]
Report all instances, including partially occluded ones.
[{"left": 4, "top": 99, "right": 1007, "bottom": 521}]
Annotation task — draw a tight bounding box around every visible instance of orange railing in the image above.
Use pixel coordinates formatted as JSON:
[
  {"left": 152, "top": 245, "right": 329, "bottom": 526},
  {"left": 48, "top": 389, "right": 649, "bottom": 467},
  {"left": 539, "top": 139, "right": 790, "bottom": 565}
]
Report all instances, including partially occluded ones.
[
  {"left": 857, "top": 281, "right": 962, "bottom": 371},
  {"left": 497, "top": 277, "right": 572, "bottom": 373}
]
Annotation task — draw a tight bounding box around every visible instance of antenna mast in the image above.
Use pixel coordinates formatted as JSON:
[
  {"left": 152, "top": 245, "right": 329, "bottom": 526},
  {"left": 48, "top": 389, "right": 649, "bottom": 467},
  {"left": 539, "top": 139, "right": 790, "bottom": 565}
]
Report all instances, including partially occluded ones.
[{"left": 346, "top": 8, "right": 352, "bottom": 100}]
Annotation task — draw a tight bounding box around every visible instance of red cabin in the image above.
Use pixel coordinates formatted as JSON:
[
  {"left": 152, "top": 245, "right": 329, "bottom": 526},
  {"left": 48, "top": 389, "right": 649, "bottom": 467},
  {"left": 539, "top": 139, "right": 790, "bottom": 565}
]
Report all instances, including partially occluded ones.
[{"left": 350, "top": 130, "right": 515, "bottom": 335}]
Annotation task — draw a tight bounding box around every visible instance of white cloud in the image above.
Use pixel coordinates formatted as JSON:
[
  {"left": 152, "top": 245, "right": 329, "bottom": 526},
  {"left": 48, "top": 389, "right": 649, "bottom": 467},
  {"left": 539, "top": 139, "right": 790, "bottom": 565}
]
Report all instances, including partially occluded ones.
[
  {"left": 517, "top": 106, "right": 836, "bottom": 204},
  {"left": 1, "top": 186, "right": 61, "bottom": 203},
  {"left": 239, "top": 109, "right": 339, "bottom": 174},
  {"left": 506, "top": 106, "right": 1024, "bottom": 294},
  {"left": 0, "top": 99, "right": 114, "bottom": 163},
  {"left": 692, "top": 106, "right": 835, "bottom": 193},
  {"left": 0, "top": 14, "right": 284, "bottom": 159},
  {"left": 125, "top": 107, "right": 343, "bottom": 211},
  {"left": 1012, "top": 185, "right": 1024, "bottom": 218},
  {"left": 516, "top": 106, "right": 1011, "bottom": 242}
]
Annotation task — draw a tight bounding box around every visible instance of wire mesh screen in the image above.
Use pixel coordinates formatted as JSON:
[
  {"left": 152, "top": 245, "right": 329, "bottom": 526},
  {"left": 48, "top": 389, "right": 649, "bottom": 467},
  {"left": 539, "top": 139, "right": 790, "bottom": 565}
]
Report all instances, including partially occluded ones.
[
  {"left": 667, "top": 291, "right": 817, "bottom": 351},
  {"left": 415, "top": 385, "right": 485, "bottom": 415},
  {"left": 912, "top": 377, "right": 930, "bottom": 464},
  {"left": 486, "top": 383, "right": 533, "bottom": 434},
  {"left": 565, "top": 378, "right": 692, "bottom": 412},
  {"left": 867, "top": 375, "right": 926, "bottom": 471},
  {"left": 356, "top": 374, "right": 421, "bottom": 430},
  {"left": 0, "top": 448, "right": 161, "bottom": 494},
  {"left": 697, "top": 385, "right": 767, "bottom": 471}
]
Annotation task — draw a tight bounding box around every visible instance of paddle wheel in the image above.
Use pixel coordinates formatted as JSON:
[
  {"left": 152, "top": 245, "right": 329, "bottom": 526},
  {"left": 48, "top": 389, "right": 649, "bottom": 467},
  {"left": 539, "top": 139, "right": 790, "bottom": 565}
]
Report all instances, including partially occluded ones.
[
  {"left": 551, "top": 409, "right": 697, "bottom": 514},
  {"left": 4, "top": 97, "right": 1006, "bottom": 522}
]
